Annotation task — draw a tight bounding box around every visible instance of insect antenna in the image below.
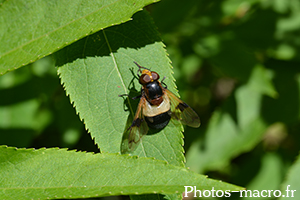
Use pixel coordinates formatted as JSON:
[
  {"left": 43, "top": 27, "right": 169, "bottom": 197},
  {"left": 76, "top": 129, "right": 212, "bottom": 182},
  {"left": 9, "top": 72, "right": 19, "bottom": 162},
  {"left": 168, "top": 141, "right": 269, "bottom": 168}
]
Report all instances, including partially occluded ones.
[{"left": 133, "top": 61, "right": 151, "bottom": 75}]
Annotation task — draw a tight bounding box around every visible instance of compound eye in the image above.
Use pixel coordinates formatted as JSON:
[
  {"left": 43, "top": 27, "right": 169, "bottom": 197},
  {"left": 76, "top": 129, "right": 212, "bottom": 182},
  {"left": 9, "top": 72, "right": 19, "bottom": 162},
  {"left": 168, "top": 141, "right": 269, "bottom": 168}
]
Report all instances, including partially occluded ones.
[
  {"left": 151, "top": 72, "right": 160, "bottom": 80},
  {"left": 139, "top": 74, "right": 151, "bottom": 84}
]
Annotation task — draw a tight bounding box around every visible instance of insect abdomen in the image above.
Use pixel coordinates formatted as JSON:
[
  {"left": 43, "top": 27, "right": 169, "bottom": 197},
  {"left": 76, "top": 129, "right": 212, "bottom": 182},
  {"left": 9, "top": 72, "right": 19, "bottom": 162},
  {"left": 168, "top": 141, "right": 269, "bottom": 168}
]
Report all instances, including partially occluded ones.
[{"left": 145, "top": 110, "right": 171, "bottom": 129}]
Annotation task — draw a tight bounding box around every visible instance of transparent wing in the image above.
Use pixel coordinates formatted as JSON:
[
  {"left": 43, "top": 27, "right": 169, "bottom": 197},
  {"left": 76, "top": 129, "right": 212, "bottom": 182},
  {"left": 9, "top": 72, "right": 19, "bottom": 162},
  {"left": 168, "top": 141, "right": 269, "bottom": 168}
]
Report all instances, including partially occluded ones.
[
  {"left": 125, "top": 97, "right": 149, "bottom": 152},
  {"left": 164, "top": 89, "right": 200, "bottom": 128}
]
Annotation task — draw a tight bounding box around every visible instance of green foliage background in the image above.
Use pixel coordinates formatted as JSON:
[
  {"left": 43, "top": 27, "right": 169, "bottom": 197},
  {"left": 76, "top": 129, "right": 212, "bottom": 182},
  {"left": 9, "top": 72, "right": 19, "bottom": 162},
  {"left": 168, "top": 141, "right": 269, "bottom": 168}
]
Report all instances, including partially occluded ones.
[
  {"left": 1, "top": 0, "right": 300, "bottom": 199},
  {"left": 150, "top": 0, "right": 300, "bottom": 199}
]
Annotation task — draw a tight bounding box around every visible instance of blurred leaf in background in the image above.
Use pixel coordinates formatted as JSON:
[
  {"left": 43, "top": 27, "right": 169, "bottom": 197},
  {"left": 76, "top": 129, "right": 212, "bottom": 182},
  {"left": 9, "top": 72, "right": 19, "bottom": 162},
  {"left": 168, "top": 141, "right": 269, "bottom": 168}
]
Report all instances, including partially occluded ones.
[
  {"left": 149, "top": 0, "right": 300, "bottom": 199},
  {"left": 0, "top": 56, "right": 91, "bottom": 150}
]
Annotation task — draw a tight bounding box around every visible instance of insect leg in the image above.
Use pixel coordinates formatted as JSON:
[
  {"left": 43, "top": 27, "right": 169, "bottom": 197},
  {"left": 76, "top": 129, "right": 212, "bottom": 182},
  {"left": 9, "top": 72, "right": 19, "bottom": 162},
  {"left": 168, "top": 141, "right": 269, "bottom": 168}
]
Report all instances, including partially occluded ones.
[
  {"left": 118, "top": 94, "right": 130, "bottom": 97},
  {"left": 132, "top": 94, "right": 142, "bottom": 100},
  {"left": 119, "top": 94, "right": 141, "bottom": 100},
  {"left": 161, "top": 76, "right": 168, "bottom": 89}
]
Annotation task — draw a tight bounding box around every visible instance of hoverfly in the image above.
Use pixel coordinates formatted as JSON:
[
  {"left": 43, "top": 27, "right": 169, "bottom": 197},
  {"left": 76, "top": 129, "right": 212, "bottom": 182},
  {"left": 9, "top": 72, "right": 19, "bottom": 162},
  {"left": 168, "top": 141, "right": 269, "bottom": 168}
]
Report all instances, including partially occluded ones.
[{"left": 120, "top": 62, "right": 200, "bottom": 152}]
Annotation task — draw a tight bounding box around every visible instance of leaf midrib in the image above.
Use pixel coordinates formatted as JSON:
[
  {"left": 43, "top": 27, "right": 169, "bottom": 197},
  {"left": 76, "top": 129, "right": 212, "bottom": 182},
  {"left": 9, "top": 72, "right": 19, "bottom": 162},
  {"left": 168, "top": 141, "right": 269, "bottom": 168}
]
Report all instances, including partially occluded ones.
[
  {"left": 0, "top": 184, "right": 185, "bottom": 190},
  {"left": 102, "top": 29, "right": 134, "bottom": 117}
]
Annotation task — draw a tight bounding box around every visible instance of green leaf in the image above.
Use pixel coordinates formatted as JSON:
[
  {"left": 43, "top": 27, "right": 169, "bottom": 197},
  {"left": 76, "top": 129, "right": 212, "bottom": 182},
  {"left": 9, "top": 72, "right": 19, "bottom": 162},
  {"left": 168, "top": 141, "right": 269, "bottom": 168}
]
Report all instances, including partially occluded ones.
[
  {"left": 186, "top": 112, "right": 266, "bottom": 173},
  {"left": 186, "top": 65, "right": 273, "bottom": 173},
  {"left": 236, "top": 64, "right": 277, "bottom": 129},
  {"left": 0, "top": 67, "right": 58, "bottom": 147},
  {"left": 57, "top": 10, "right": 185, "bottom": 165},
  {"left": 0, "top": 99, "right": 40, "bottom": 129},
  {"left": 0, "top": 0, "right": 159, "bottom": 75},
  {"left": 0, "top": 146, "right": 243, "bottom": 200},
  {"left": 243, "top": 153, "right": 283, "bottom": 200},
  {"left": 247, "top": 64, "right": 277, "bottom": 99},
  {"left": 57, "top": 11, "right": 186, "bottom": 200},
  {"left": 279, "top": 154, "right": 300, "bottom": 199},
  {"left": 0, "top": 99, "right": 49, "bottom": 147}
]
